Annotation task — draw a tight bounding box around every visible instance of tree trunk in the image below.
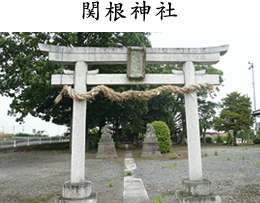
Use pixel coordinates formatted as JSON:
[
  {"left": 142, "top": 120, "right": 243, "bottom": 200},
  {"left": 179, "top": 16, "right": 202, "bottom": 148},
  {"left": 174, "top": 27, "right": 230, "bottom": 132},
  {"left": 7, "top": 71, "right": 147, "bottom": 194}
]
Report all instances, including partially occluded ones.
[
  {"left": 86, "top": 122, "right": 89, "bottom": 150},
  {"left": 115, "top": 117, "right": 119, "bottom": 142},
  {"left": 178, "top": 117, "right": 187, "bottom": 145},
  {"left": 234, "top": 131, "right": 238, "bottom": 146},
  {"left": 99, "top": 118, "right": 105, "bottom": 137},
  {"left": 202, "top": 128, "right": 207, "bottom": 144}
]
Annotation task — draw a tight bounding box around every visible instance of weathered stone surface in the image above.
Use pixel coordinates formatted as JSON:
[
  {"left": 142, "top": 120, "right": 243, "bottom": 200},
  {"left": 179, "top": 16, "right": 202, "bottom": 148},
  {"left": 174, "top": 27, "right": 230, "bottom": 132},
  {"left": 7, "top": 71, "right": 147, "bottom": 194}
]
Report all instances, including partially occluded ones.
[
  {"left": 99, "top": 138, "right": 113, "bottom": 143},
  {"left": 127, "top": 47, "right": 146, "bottom": 79},
  {"left": 183, "top": 61, "right": 203, "bottom": 181},
  {"left": 182, "top": 179, "right": 211, "bottom": 196},
  {"left": 175, "top": 179, "right": 221, "bottom": 203},
  {"left": 141, "top": 124, "right": 162, "bottom": 157},
  {"left": 123, "top": 147, "right": 150, "bottom": 203},
  {"left": 145, "top": 123, "right": 156, "bottom": 138},
  {"left": 56, "top": 192, "right": 98, "bottom": 203},
  {"left": 96, "top": 125, "right": 117, "bottom": 158},
  {"left": 141, "top": 142, "right": 162, "bottom": 157},
  {"left": 51, "top": 73, "right": 220, "bottom": 86},
  {"left": 39, "top": 43, "right": 229, "bottom": 65},
  {"left": 62, "top": 180, "right": 92, "bottom": 199},
  {"left": 123, "top": 177, "right": 150, "bottom": 203},
  {"left": 143, "top": 137, "right": 159, "bottom": 142},
  {"left": 96, "top": 142, "right": 117, "bottom": 158},
  {"left": 175, "top": 190, "right": 221, "bottom": 203},
  {"left": 100, "top": 124, "right": 113, "bottom": 139},
  {"left": 70, "top": 61, "right": 88, "bottom": 184}
]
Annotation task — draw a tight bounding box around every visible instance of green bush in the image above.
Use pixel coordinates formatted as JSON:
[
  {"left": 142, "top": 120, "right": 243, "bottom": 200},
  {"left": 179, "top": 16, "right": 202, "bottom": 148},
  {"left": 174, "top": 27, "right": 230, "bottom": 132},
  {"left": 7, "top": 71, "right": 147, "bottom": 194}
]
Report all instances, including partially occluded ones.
[
  {"left": 89, "top": 128, "right": 100, "bottom": 149},
  {"left": 15, "top": 133, "right": 48, "bottom": 137},
  {"left": 151, "top": 121, "right": 172, "bottom": 153},
  {"left": 126, "top": 171, "right": 132, "bottom": 176},
  {"left": 205, "top": 136, "right": 212, "bottom": 144},
  {"left": 223, "top": 136, "right": 228, "bottom": 142},
  {"left": 16, "top": 133, "right": 31, "bottom": 137},
  {"left": 170, "top": 152, "right": 178, "bottom": 159},
  {"left": 214, "top": 134, "right": 224, "bottom": 144},
  {"left": 253, "top": 138, "right": 260, "bottom": 144},
  {"left": 200, "top": 137, "right": 212, "bottom": 144},
  {"left": 112, "top": 133, "right": 119, "bottom": 148},
  {"left": 153, "top": 197, "right": 164, "bottom": 203}
]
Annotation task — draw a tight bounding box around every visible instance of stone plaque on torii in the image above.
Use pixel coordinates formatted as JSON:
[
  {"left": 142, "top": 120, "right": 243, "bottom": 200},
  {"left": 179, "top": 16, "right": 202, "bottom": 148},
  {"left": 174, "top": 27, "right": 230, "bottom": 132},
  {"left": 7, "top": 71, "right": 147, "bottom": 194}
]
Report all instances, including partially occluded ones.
[{"left": 39, "top": 44, "right": 229, "bottom": 203}]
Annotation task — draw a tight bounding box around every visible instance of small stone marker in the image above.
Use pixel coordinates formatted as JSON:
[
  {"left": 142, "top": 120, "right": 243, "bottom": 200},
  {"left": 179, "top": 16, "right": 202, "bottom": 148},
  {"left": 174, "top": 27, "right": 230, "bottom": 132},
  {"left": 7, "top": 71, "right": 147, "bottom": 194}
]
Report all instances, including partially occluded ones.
[
  {"left": 96, "top": 124, "right": 117, "bottom": 158},
  {"left": 141, "top": 123, "right": 162, "bottom": 157}
]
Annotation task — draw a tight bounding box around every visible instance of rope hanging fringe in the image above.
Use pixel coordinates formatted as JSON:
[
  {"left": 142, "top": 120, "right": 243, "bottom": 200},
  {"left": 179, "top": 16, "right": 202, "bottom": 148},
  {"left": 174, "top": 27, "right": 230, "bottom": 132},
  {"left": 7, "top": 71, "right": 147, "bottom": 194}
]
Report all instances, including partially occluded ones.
[{"left": 54, "top": 83, "right": 214, "bottom": 104}]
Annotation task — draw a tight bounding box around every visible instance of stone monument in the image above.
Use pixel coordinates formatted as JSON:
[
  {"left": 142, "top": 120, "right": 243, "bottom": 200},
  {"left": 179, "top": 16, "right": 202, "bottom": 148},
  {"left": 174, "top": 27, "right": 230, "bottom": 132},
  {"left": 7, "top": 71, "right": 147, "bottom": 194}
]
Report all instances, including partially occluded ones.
[
  {"left": 96, "top": 124, "right": 117, "bottom": 158},
  {"left": 141, "top": 123, "right": 162, "bottom": 157}
]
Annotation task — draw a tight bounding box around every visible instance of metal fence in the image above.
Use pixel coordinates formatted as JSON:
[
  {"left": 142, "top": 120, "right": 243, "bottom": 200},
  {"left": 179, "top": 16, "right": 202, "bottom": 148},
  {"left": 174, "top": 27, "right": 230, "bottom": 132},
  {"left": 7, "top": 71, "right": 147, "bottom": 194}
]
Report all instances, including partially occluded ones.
[{"left": 0, "top": 136, "right": 70, "bottom": 149}]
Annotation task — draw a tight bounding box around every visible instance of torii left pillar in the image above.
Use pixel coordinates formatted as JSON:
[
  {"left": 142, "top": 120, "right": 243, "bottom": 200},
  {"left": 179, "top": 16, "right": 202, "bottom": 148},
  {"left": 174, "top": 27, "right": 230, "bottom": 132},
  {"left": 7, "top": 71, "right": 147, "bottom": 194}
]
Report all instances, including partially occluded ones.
[{"left": 57, "top": 61, "right": 97, "bottom": 202}]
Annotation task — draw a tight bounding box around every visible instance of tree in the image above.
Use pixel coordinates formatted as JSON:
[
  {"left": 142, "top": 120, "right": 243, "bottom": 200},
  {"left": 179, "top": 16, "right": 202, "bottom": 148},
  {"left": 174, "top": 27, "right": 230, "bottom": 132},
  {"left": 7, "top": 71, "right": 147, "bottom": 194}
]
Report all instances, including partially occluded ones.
[
  {"left": 214, "top": 92, "right": 254, "bottom": 146},
  {"left": 174, "top": 64, "right": 223, "bottom": 144},
  {"left": 0, "top": 32, "right": 151, "bottom": 125},
  {"left": 0, "top": 32, "right": 223, "bottom": 148},
  {"left": 0, "top": 32, "right": 153, "bottom": 148},
  {"left": 198, "top": 99, "right": 218, "bottom": 144}
]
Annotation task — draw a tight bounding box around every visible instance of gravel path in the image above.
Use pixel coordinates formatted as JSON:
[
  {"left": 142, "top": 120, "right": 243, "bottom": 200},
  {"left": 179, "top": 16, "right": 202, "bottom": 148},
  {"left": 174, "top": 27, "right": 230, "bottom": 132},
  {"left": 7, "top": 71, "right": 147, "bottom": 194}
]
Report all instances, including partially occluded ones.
[
  {"left": 134, "top": 145, "right": 260, "bottom": 203},
  {"left": 1, "top": 145, "right": 260, "bottom": 203}
]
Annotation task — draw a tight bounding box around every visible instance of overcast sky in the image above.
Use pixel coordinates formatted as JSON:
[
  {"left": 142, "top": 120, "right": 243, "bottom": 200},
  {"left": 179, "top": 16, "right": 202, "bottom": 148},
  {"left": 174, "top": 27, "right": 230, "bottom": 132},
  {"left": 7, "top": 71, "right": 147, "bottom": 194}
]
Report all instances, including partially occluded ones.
[{"left": 1, "top": 1, "right": 260, "bottom": 136}]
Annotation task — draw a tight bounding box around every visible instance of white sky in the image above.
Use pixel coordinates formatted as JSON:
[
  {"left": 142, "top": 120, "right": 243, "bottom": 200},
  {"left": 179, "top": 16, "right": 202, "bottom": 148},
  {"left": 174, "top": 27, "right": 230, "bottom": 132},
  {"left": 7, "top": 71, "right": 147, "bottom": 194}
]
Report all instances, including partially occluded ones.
[{"left": 1, "top": 1, "right": 260, "bottom": 136}]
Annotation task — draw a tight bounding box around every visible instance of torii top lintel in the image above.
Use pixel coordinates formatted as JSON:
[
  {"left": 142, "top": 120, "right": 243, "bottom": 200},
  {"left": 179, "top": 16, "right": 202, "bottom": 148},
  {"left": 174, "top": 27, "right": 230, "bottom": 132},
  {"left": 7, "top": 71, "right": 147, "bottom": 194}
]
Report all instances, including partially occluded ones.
[{"left": 38, "top": 44, "right": 229, "bottom": 65}]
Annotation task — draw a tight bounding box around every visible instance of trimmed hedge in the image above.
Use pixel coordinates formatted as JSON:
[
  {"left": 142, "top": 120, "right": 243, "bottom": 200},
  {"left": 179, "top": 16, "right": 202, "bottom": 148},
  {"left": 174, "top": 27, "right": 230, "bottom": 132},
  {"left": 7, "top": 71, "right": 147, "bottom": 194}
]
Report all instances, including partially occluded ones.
[
  {"left": 253, "top": 138, "right": 260, "bottom": 144},
  {"left": 201, "top": 136, "right": 213, "bottom": 144},
  {"left": 205, "top": 136, "right": 212, "bottom": 144},
  {"left": 214, "top": 134, "right": 224, "bottom": 144},
  {"left": 151, "top": 121, "right": 172, "bottom": 153},
  {"left": 16, "top": 133, "right": 48, "bottom": 137}
]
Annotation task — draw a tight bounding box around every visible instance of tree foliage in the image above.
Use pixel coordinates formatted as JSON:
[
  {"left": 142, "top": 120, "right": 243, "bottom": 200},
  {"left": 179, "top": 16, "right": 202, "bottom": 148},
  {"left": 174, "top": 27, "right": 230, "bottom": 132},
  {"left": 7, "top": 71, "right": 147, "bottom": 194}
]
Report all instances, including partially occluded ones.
[
  {"left": 214, "top": 92, "right": 254, "bottom": 146},
  {"left": 198, "top": 99, "right": 218, "bottom": 143},
  {"left": 0, "top": 32, "right": 223, "bottom": 146},
  {"left": 0, "top": 32, "right": 151, "bottom": 128}
]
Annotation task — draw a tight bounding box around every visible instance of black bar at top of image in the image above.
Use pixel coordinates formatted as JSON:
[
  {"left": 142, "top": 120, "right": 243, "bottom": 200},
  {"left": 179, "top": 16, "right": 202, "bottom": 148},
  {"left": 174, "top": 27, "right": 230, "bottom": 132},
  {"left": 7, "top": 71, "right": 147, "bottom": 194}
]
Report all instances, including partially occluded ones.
[{"left": 63, "top": 0, "right": 197, "bottom": 28}]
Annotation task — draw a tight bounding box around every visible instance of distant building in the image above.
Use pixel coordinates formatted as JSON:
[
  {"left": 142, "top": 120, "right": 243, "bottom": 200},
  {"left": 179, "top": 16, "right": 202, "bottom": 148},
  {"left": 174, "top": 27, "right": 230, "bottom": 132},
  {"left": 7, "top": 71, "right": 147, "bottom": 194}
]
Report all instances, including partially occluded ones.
[
  {"left": 210, "top": 132, "right": 227, "bottom": 141},
  {"left": 36, "top": 130, "right": 50, "bottom": 136}
]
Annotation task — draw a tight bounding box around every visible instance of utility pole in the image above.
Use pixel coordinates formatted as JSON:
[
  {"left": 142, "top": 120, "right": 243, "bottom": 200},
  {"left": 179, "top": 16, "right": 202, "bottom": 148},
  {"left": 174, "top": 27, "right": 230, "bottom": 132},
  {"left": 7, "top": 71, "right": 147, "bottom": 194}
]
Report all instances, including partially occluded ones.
[{"left": 249, "top": 62, "right": 257, "bottom": 137}]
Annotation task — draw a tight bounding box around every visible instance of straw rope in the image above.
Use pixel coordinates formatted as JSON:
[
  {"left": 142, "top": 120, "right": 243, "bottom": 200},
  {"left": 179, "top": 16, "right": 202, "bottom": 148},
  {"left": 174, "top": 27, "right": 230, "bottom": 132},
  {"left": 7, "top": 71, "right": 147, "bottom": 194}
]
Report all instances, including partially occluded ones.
[{"left": 54, "top": 83, "right": 214, "bottom": 103}]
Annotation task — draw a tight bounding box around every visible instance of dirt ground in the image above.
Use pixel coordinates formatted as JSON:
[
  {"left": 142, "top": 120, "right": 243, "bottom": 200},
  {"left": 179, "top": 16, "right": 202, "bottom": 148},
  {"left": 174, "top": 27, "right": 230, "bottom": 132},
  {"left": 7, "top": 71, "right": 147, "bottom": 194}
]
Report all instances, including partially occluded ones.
[{"left": 1, "top": 144, "right": 260, "bottom": 203}]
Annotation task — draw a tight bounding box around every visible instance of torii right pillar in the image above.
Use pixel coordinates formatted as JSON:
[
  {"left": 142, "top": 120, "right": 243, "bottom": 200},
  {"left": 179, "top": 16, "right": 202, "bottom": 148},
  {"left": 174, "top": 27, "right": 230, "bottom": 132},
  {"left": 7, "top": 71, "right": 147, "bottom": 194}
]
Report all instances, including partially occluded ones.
[{"left": 176, "top": 61, "right": 222, "bottom": 203}]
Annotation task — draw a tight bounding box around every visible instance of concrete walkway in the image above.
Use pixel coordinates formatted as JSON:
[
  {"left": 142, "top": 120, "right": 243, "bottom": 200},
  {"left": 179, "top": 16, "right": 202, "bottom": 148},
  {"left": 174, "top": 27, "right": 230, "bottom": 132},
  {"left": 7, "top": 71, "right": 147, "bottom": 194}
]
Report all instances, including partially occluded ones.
[{"left": 123, "top": 144, "right": 150, "bottom": 203}]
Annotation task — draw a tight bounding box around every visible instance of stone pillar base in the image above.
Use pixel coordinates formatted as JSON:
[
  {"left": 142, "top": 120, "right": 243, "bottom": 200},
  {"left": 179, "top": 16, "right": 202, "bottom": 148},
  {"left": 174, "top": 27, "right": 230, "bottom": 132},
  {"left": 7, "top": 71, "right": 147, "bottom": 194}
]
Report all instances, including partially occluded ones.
[
  {"left": 56, "top": 192, "right": 98, "bottom": 203},
  {"left": 141, "top": 141, "right": 162, "bottom": 158},
  {"left": 175, "top": 179, "right": 221, "bottom": 203},
  {"left": 96, "top": 142, "right": 117, "bottom": 158},
  {"left": 175, "top": 190, "right": 221, "bottom": 203},
  {"left": 62, "top": 180, "right": 92, "bottom": 199}
]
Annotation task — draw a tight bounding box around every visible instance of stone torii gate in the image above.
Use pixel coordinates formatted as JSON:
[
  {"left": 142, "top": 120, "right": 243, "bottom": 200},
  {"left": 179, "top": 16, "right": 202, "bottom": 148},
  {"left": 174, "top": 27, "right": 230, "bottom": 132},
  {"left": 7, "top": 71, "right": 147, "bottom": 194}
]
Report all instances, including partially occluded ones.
[{"left": 39, "top": 44, "right": 229, "bottom": 203}]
